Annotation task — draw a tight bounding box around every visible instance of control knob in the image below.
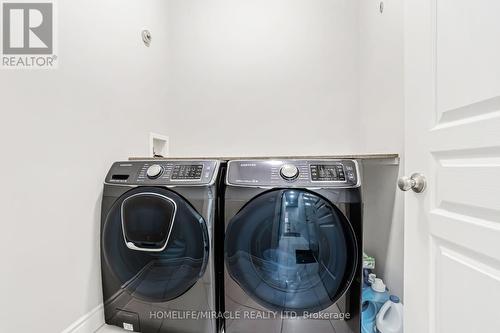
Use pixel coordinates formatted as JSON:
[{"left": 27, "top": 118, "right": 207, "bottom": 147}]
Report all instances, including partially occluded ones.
[
  {"left": 280, "top": 164, "right": 299, "bottom": 181},
  {"left": 146, "top": 164, "right": 163, "bottom": 179}
]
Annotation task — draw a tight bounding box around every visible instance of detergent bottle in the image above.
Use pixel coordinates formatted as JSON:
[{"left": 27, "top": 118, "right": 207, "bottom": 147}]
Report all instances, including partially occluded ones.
[
  {"left": 376, "top": 295, "right": 403, "bottom": 333},
  {"left": 361, "top": 277, "right": 389, "bottom": 333},
  {"left": 367, "top": 278, "right": 390, "bottom": 311}
]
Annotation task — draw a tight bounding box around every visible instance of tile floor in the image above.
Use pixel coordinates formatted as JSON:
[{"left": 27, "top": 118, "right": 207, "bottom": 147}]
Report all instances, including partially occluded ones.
[{"left": 95, "top": 325, "right": 124, "bottom": 333}]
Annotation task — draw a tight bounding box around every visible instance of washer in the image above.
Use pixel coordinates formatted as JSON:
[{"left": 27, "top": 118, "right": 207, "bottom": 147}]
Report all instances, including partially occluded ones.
[
  {"left": 101, "top": 160, "right": 220, "bottom": 333},
  {"left": 223, "top": 159, "right": 362, "bottom": 333}
]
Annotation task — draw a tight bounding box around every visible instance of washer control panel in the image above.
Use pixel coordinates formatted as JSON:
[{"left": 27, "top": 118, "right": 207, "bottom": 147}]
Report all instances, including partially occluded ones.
[
  {"left": 226, "top": 159, "right": 359, "bottom": 187},
  {"left": 105, "top": 160, "right": 219, "bottom": 186},
  {"left": 310, "top": 164, "right": 345, "bottom": 181},
  {"left": 171, "top": 164, "right": 204, "bottom": 180}
]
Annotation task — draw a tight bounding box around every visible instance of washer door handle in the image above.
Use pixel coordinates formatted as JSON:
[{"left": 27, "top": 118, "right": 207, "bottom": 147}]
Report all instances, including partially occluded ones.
[{"left": 125, "top": 241, "right": 166, "bottom": 252}]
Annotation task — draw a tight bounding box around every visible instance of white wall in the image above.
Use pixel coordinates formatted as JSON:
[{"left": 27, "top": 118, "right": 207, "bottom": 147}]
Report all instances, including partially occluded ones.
[
  {"left": 163, "top": 0, "right": 405, "bottom": 301},
  {"left": 358, "top": 0, "right": 405, "bottom": 299},
  {"left": 163, "top": 0, "right": 362, "bottom": 157},
  {"left": 0, "top": 1, "right": 171, "bottom": 331}
]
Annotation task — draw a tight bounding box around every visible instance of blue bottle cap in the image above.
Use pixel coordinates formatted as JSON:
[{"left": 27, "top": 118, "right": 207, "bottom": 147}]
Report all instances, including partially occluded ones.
[{"left": 390, "top": 295, "right": 400, "bottom": 303}]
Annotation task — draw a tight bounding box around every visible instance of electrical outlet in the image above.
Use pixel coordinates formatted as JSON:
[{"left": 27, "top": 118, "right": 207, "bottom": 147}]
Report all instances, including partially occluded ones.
[{"left": 149, "top": 133, "right": 169, "bottom": 157}]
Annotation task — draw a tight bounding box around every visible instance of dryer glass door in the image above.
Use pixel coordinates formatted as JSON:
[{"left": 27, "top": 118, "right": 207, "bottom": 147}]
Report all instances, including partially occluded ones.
[
  {"left": 225, "top": 189, "right": 357, "bottom": 313},
  {"left": 102, "top": 187, "right": 209, "bottom": 302}
]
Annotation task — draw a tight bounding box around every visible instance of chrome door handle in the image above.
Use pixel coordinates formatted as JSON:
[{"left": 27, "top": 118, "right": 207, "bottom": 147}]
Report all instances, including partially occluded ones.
[{"left": 398, "top": 173, "right": 427, "bottom": 193}]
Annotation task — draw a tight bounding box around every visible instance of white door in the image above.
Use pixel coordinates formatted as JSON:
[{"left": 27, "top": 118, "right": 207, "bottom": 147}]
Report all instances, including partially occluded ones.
[{"left": 404, "top": 0, "right": 500, "bottom": 332}]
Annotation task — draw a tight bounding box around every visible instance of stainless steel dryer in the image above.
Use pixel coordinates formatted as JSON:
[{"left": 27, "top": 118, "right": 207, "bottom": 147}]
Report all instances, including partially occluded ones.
[
  {"left": 223, "top": 159, "right": 362, "bottom": 333},
  {"left": 100, "top": 160, "right": 220, "bottom": 333}
]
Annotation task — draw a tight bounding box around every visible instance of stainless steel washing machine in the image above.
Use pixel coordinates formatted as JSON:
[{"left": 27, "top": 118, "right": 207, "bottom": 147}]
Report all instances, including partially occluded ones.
[
  {"left": 223, "top": 159, "right": 362, "bottom": 333},
  {"left": 100, "top": 160, "right": 220, "bottom": 333}
]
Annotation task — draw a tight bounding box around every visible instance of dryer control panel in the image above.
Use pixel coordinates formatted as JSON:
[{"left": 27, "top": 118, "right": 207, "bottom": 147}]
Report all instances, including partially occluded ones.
[
  {"left": 226, "top": 159, "right": 359, "bottom": 188},
  {"left": 105, "top": 160, "right": 220, "bottom": 186}
]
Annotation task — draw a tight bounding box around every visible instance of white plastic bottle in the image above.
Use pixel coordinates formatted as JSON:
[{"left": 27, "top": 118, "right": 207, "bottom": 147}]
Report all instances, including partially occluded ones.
[{"left": 376, "top": 295, "right": 403, "bottom": 333}]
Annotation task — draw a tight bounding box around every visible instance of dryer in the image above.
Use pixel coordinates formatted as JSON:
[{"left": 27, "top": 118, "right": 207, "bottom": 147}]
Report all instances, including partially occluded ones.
[
  {"left": 223, "top": 159, "right": 362, "bottom": 333},
  {"left": 100, "top": 160, "right": 220, "bottom": 333}
]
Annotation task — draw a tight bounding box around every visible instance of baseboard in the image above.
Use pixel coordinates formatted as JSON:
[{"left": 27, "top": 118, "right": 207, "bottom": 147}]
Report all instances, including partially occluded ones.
[{"left": 62, "top": 303, "right": 105, "bottom": 333}]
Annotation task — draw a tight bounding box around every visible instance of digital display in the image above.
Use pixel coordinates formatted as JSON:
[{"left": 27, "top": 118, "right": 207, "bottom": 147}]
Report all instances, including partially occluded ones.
[
  {"left": 310, "top": 164, "right": 346, "bottom": 181},
  {"left": 111, "top": 174, "right": 129, "bottom": 180},
  {"left": 171, "top": 165, "right": 203, "bottom": 180}
]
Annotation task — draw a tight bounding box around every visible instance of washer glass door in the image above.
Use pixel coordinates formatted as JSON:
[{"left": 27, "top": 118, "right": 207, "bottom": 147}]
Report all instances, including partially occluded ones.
[
  {"left": 103, "top": 187, "right": 209, "bottom": 302},
  {"left": 225, "top": 189, "right": 357, "bottom": 313}
]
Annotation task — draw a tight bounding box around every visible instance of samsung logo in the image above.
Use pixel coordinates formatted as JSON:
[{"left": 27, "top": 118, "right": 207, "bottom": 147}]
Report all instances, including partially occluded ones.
[{"left": 240, "top": 163, "right": 256, "bottom": 167}]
